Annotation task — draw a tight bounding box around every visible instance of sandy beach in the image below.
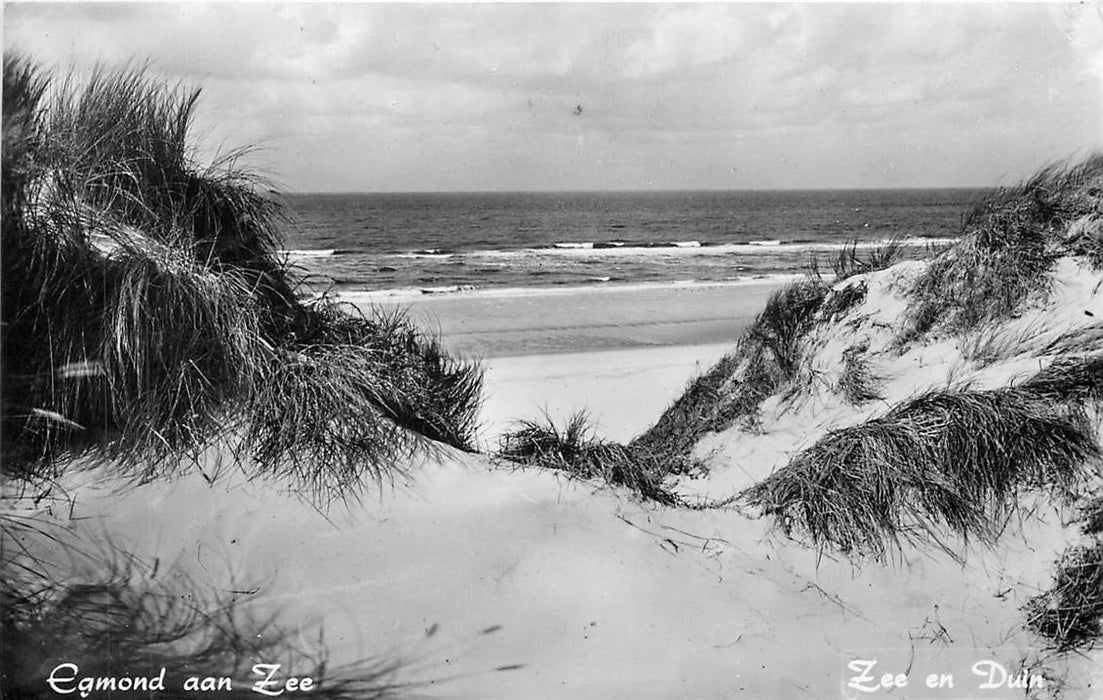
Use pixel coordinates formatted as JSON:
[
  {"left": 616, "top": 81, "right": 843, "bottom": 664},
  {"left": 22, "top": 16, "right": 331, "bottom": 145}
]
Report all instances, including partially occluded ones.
[
  {"left": 477, "top": 343, "right": 733, "bottom": 445},
  {"left": 340, "top": 280, "right": 785, "bottom": 446},
  {"left": 341, "top": 279, "right": 790, "bottom": 358}
]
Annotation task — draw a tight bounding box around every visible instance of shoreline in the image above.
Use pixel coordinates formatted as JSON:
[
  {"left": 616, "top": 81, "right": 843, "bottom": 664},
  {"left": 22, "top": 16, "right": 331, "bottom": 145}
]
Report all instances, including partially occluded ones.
[
  {"left": 339, "top": 277, "right": 789, "bottom": 358},
  {"left": 332, "top": 274, "right": 803, "bottom": 306}
]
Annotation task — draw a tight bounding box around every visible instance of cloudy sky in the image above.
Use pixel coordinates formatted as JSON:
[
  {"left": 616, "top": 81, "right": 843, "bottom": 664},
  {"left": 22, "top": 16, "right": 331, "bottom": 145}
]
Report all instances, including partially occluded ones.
[{"left": 4, "top": 3, "right": 1102, "bottom": 192}]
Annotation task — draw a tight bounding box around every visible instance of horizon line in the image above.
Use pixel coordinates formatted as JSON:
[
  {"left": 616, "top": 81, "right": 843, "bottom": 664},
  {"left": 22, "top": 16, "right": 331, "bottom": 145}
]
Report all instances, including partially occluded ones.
[{"left": 281, "top": 184, "right": 993, "bottom": 197}]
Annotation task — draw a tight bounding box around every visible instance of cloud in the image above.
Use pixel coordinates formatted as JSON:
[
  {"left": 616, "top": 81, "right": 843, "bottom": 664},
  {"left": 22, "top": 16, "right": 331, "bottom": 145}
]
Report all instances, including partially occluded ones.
[{"left": 4, "top": 2, "right": 1101, "bottom": 191}]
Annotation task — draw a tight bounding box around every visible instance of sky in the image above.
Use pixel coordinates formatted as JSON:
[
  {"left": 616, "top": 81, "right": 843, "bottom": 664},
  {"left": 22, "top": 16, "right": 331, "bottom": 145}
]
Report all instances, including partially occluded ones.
[{"left": 4, "top": 2, "right": 1103, "bottom": 193}]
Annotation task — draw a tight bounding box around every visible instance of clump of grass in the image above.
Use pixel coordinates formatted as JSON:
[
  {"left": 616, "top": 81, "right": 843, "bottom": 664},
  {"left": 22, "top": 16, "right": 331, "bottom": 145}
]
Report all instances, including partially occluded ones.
[
  {"left": 746, "top": 279, "right": 831, "bottom": 379},
  {"left": 829, "top": 237, "right": 908, "bottom": 282},
  {"left": 1019, "top": 353, "right": 1103, "bottom": 403},
  {"left": 245, "top": 344, "right": 421, "bottom": 498},
  {"left": 1, "top": 55, "right": 286, "bottom": 477},
  {"left": 902, "top": 155, "right": 1103, "bottom": 340},
  {"left": 340, "top": 307, "right": 484, "bottom": 451},
  {"left": 1025, "top": 542, "right": 1103, "bottom": 652},
  {"left": 1, "top": 55, "right": 483, "bottom": 492},
  {"left": 497, "top": 412, "right": 688, "bottom": 505},
  {"left": 743, "top": 380, "right": 1100, "bottom": 559},
  {"left": 903, "top": 239, "right": 1053, "bottom": 342},
  {"left": 246, "top": 305, "right": 484, "bottom": 500},
  {"left": 44, "top": 63, "right": 295, "bottom": 305},
  {"left": 836, "top": 344, "right": 883, "bottom": 405},
  {"left": 3, "top": 183, "right": 272, "bottom": 478}
]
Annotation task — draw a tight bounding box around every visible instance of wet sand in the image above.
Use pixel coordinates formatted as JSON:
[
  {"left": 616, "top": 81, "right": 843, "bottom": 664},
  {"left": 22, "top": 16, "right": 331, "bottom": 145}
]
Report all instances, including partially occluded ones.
[{"left": 340, "top": 279, "right": 787, "bottom": 358}]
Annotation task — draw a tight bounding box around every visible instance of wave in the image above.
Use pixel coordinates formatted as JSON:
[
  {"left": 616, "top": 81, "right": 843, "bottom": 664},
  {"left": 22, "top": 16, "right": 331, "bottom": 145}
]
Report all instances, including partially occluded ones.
[
  {"left": 394, "top": 250, "right": 456, "bottom": 260},
  {"left": 310, "top": 236, "right": 962, "bottom": 264},
  {"left": 551, "top": 240, "right": 702, "bottom": 252},
  {"left": 462, "top": 236, "right": 956, "bottom": 260},
  {"left": 336, "top": 274, "right": 807, "bottom": 304},
  {"left": 284, "top": 248, "right": 338, "bottom": 258},
  {"left": 420, "top": 284, "right": 477, "bottom": 295}
]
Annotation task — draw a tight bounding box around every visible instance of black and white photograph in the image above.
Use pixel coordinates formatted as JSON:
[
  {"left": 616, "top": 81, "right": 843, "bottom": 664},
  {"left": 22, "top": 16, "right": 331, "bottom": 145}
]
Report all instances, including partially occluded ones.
[{"left": 2, "top": 2, "right": 1103, "bottom": 698}]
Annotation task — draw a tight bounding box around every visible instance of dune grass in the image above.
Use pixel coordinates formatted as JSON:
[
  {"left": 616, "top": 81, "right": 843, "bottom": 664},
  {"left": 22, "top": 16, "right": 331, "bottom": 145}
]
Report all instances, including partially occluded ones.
[
  {"left": 1025, "top": 542, "right": 1103, "bottom": 652},
  {"left": 836, "top": 344, "right": 883, "bottom": 405},
  {"left": 1, "top": 55, "right": 483, "bottom": 489},
  {"left": 802, "top": 236, "right": 915, "bottom": 322},
  {"left": 743, "top": 356, "right": 1103, "bottom": 559},
  {"left": 1, "top": 53, "right": 487, "bottom": 695},
  {"left": 245, "top": 305, "right": 483, "bottom": 498},
  {"left": 1, "top": 57, "right": 279, "bottom": 476},
  {"left": 901, "top": 155, "right": 1103, "bottom": 342},
  {"left": 827, "top": 237, "right": 908, "bottom": 283},
  {"left": 1020, "top": 353, "right": 1103, "bottom": 402},
  {"left": 336, "top": 307, "right": 484, "bottom": 451},
  {"left": 497, "top": 412, "right": 688, "bottom": 505},
  {"left": 744, "top": 279, "right": 831, "bottom": 379}
]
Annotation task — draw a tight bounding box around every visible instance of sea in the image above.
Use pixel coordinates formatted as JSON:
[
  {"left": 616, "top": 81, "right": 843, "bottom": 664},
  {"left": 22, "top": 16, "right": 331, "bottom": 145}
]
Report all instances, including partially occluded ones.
[{"left": 280, "top": 189, "right": 983, "bottom": 295}]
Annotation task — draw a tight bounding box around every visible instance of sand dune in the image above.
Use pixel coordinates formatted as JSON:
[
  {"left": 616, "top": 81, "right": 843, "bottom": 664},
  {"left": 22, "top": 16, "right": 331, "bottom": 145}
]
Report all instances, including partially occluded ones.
[
  {"left": 15, "top": 258, "right": 1103, "bottom": 697},
  {"left": 30, "top": 441, "right": 1096, "bottom": 698}
]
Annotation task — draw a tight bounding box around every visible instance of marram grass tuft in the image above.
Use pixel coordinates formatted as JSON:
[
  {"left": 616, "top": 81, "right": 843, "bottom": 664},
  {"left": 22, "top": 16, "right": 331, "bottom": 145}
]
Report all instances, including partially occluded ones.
[{"left": 1, "top": 54, "right": 484, "bottom": 494}]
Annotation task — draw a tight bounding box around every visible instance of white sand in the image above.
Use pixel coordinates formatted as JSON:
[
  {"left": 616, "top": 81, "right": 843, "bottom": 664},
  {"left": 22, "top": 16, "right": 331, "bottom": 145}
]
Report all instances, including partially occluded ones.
[
  {"left": 34, "top": 452, "right": 1098, "bottom": 698},
  {"left": 479, "top": 343, "right": 731, "bottom": 446}
]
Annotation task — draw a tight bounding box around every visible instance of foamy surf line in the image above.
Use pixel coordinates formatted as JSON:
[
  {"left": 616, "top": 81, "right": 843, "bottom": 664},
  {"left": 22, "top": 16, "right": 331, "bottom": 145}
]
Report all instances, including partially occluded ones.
[
  {"left": 333, "top": 274, "right": 802, "bottom": 306},
  {"left": 506, "top": 237, "right": 954, "bottom": 258},
  {"left": 283, "top": 236, "right": 958, "bottom": 261}
]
